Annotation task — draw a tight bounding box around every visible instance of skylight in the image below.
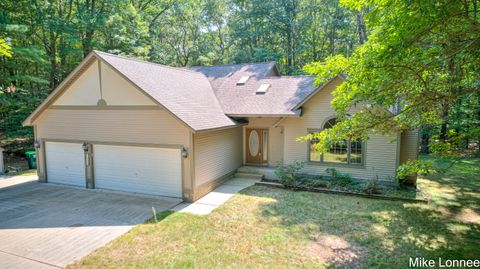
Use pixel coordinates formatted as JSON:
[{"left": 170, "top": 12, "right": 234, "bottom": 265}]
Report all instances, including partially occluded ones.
[
  {"left": 256, "top": 83, "right": 270, "bottom": 94},
  {"left": 236, "top": 76, "right": 250, "bottom": 85}
]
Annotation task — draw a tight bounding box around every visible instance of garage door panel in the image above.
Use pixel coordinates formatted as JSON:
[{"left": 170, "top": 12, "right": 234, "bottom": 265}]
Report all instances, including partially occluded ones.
[
  {"left": 94, "top": 145, "right": 182, "bottom": 197},
  {"left": 45, "top": 142, "right": 86, "bottom": 187}
]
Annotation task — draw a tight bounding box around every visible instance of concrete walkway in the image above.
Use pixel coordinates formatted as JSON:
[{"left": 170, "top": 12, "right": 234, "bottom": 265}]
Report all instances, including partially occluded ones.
[
  {"left": 0, "top": 173, "right": 38, "bottom": 188},
  {"left": 172, "top": 177, "right": 259, "bottom": 215}
]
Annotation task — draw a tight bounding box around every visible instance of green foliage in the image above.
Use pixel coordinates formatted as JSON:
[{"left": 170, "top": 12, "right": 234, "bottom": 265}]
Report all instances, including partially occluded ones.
[
  {"left": 396, "top": 160, "right": 434, "bottom": 185},
  {"left": 296, "top": 173, "right": 329, "bottom": 188},
  {"left": 0, "top": 0, "right": 370, "bottom": 151},
  {"left": 301, "top": 0, "right": 480, "bottom": 156},
  {"left": 325, "top": 168, "right": 353, "bottom": 187},
  {"left": 429, "top": 130, "right": 466, "bottom": 157},
  {"left": 274, "top": 161, "right": 305, "bottom": 188},
  {"left": 0, "top": 37, "right": 11, "bottom": 57},
  {"left": 0, "top": 87, "right": 44, "bottom": 138}
]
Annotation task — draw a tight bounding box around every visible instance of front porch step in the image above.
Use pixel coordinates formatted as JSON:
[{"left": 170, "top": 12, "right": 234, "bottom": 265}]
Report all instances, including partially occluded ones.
[
  {"left": 237, "top": 166, "right": 266, "bottom": 174},
  {"left": 237, "top": 166, "right": 278, "bottom": 180},
  {"left": 234, "top": 172, "right": 263, "bottom": 180}
]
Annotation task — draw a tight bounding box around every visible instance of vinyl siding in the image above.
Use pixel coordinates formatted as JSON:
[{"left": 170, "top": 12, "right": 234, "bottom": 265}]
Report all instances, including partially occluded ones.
[
  {"left": 400, "top": 129, "right": 420, "bottom": 164},
  {"left": 54, "top": 60, "right": 155, "bottom": 106},
  {"left": 281, "top": 77, "right": 399, "bottom": 181},
  {"left": 245, "top": 117, "right": 284, "bottom": 166},
  {"left": 36, "top": 109, "right": 188, "bottom": 144},
  {"left": 35, "top": 108, "right": 193, "bottom": 197},
  {"left": 193, "top": 127, "right": 243, "bottom": 187}
]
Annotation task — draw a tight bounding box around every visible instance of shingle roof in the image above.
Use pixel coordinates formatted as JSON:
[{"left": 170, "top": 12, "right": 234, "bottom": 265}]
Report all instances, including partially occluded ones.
[
  {"left": 94, "top": 51, "right": 238, "bottom": 131},
  {"left": 191, "top": 64, "right": 317, "bottom": 116},
  {"left": 190, "top": 62, "right": 277, "bottom": 87},
  {"left": 25, "top": 51, "right": 323, "bottom": 130},
  {"left": 99, "top": 54, "right": 319, "bottom": 120}
]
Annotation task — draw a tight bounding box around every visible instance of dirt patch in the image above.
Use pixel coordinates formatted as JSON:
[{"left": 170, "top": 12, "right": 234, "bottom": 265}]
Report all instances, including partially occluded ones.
[
  {"left": 457, "top": 208, "right": 480, "bottom": 224},
  {"left": 308, "top": 234, "right": 364, "bottom": 267}
]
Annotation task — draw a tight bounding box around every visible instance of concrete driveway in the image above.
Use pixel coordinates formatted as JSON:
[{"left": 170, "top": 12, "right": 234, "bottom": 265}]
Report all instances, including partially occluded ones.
[{"left": 0, "top": 176, "right": 182, "bottom": 268}]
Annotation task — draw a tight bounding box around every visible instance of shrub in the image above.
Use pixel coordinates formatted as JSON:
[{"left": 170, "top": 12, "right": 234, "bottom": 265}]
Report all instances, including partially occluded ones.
[
  {"left": 396, "top": 160, "right": 434, "bottom": 185},
  {"left": 325, "top": 168, "right": 353, "bottom": 188},
  {"left": 274, "top": 161, "right": 305, "bottom": 188},
  {"left": 363, "top": 176, "right": 382, "bottom": 194},
  {"left": 297, "top": 173, "right": 329, "bottom": 188}
]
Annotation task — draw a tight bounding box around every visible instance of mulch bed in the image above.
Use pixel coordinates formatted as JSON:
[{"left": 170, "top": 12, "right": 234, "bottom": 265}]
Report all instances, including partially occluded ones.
[{"left": 255, "top": 181, "right": 429, "bottom": 204}]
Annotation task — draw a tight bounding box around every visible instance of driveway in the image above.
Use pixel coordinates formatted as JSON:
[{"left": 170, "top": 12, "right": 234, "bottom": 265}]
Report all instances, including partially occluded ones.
[{"left": 0, "top": 176, "right": 182, "bottom": 268}]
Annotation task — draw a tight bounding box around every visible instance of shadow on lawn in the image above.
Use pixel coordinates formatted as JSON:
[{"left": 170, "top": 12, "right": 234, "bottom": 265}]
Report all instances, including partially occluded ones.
[{"left": 249, "top": 157, "right": 480, "bottom": 269}]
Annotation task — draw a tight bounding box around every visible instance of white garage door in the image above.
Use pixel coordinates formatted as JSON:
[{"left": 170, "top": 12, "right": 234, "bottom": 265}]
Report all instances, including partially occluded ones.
[
  {"left": 45, "top": 142, "right": 86, "bottom": 187},
  {"left": 93, "top": 145, "right": 182, "bottom": 197}
]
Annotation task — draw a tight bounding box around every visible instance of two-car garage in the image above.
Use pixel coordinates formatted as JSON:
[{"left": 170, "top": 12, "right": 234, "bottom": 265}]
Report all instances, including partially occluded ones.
[{"left": 44, "top": 141, "right": 183, "bottom": 198}]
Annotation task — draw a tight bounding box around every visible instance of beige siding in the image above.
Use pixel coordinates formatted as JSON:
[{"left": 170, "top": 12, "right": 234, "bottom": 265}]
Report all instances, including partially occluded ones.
[
  {"left": 193, "top": 127, "right": 243, "bottom": 187},
  {"left": 53, "top": 61, "right": 101, "bottom": 105},
  {"left": 399, "top": 129, "right": 420, "bottom": 184},
  {"left": 245, "top": 117, "right": 284, "bottom": 166},
  {"left": 54, "top": 60, "right": 155, "bottom": 106},
  {"left": 400, "top": 129, "right": 420, "bottom": 164},
  {"left": 100, "top": 62, "right": 156, "bottom": 105},
  {"left": 35, "top": 108, "right": 193, "bottom": 198},
  {"left": 281, "top": 77, "right": 399, "bottom": 181}
]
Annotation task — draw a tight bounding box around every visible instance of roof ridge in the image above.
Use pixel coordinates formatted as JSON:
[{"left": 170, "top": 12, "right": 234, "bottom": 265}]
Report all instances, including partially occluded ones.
[
  {"left": 93, "top": 50, "right": 201, "bottom": 75},
  {"left": 190, "top": 61, "right": 276, "bottom": 69}
]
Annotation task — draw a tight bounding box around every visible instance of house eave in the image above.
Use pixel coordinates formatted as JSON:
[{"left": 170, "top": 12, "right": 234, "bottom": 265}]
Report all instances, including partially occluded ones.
[
  {"left": 195, "top": 122, "right": 248, "bottom": 133},
  {"left": 292, "top": 74, "right": 346, "bottom": 111},
  {"left": 22, "top": 53, "right": 98, "bottom": 126}
]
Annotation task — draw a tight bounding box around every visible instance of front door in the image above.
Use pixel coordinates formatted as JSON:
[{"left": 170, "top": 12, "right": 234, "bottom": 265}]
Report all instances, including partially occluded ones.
[{"left": 246, "top": 128, "right": 268, "bottom": 164}]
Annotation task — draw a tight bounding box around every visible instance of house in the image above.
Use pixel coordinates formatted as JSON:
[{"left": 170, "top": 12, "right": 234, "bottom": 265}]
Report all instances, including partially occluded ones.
[{"left": 23, "top": 51, "right": 419, "bottom": 201}]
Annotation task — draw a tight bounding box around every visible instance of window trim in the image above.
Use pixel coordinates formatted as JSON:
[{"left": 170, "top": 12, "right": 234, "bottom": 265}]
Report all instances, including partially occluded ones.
[{"left": 307, "top": 128, "right": 366, "bottom": 167}]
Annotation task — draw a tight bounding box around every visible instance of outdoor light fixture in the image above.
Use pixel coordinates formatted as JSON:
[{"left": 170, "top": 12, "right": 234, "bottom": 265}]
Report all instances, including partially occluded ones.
[
  {"left": 181, "top": 147, "right": 188, "bottom": 158},
  {"left": 82, "top": 142, "right": 88, "bottom": 152},
  {"left": 34, "top": 140, "right": 40, "bottom": 149}
]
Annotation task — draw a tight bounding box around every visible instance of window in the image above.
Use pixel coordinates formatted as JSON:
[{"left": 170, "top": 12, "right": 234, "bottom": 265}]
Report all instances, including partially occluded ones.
[
  {"left": 309, "top": 118, "right": 363, "bottom": 165},
  {"left": 236, "top": 76, "right": 250, "bottom": 85},
  {"left": 256, "top": 83, "right": 270, "bottom": 94}
]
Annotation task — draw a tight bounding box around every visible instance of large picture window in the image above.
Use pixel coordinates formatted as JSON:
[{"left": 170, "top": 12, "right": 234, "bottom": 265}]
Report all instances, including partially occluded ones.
[{"left": 309, "top": 118, "right": 363, "bottom": 165}]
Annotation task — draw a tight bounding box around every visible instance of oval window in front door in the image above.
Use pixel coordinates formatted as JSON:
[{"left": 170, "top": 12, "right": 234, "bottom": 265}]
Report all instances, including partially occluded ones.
[{"left": 249, "top": 130, "right": 260, "bottom": 157}]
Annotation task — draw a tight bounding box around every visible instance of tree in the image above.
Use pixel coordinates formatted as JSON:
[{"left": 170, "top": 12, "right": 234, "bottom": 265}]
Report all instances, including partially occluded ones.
[
  {"left": 302, "top": 0, "right": 480, "bottom": 158},
  {"left": 0, "top": 38, "right": 11, "bottom": 57},
  {"left": 0, "top": 0, "right": 363, "bottom": 152}
]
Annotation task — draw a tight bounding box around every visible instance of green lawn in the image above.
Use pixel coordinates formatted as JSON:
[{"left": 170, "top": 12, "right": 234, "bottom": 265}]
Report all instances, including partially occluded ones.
[{"left": 71, "top": 156, "right": 480, "bottom": 269}]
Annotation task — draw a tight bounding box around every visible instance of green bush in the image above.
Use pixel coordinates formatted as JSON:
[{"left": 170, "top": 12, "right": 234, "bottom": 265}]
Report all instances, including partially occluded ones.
[
  {"left": 274, "top": 161, "right": 305, "bottom": 188},
  {"left": 396, "top": 160, "right": 434, "bottom": 185},
  {"left": 296, "top": 173, "right": 329, "bottom": 188},
  {"left": 325, "top": 168, "right": 353, "bottom": 188}
]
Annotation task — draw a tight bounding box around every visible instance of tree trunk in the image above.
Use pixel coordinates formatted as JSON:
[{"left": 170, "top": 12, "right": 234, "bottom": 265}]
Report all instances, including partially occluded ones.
[
  {"left": 355, "top": 10, "right": 368, "bottom": 44},
  {"left": 48, "top": 32, "right": 58, "bottom": 89},
  {"left": 82, "top": 31, "right": 94, "bottom": 57},
  {"left": 421, "top": 132, "right": 430, "bottom": 154},
  {"left": 439, "top": 108, "right": 449, "bottom": 142}
]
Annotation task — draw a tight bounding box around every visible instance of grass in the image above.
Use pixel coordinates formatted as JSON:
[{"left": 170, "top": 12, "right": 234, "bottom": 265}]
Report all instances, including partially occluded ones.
[{"left": 70, "top": 155, "right": 480, "bottom": 269}]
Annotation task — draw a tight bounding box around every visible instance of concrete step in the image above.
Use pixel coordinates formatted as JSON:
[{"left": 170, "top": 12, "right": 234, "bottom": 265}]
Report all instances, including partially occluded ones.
[
  {"left": 234, "top": 172, "right": 263, "bottom": 180},
  {"left": 237, "top": 166, "right": 278, "bottom": 180},
  {"left": 237, "top": 166, "right": 266, "bottom": 174}
]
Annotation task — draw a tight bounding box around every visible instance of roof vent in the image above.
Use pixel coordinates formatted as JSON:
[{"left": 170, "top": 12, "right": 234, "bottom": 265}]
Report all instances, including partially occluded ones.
[
  {"left": 236, "top": 76, "right": 250, "bottom": 85},
  {"left": 256, "top": 84, "right": 270, "bottom": 94}
]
